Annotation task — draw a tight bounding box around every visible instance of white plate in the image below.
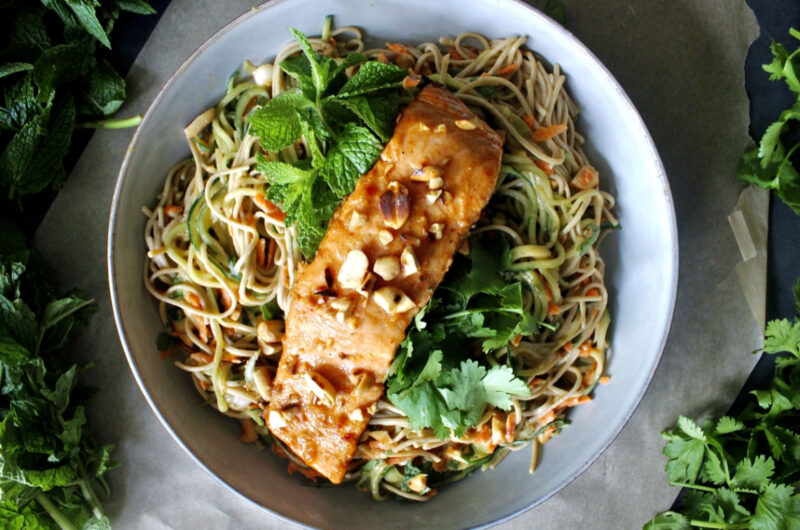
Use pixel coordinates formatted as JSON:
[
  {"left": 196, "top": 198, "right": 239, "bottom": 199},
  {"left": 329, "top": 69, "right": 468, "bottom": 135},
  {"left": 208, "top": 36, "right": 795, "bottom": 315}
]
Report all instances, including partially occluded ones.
[{"left": 108, "top": 1, "right": 678, "bottom": 527}]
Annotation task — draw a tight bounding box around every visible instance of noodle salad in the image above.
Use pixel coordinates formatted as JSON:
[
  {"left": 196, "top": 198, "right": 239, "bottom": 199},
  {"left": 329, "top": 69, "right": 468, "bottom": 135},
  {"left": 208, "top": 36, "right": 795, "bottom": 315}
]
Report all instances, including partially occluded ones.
[{"left": 143, "top": 18, "right": 618, "bottom": 501}]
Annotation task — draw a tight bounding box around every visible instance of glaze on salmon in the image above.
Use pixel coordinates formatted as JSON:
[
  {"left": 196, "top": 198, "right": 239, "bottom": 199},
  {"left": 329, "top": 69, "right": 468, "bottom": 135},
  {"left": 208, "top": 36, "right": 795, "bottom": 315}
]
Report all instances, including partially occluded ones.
[{"left": 266, "top": 84, "right": 504, "bottom": 483}]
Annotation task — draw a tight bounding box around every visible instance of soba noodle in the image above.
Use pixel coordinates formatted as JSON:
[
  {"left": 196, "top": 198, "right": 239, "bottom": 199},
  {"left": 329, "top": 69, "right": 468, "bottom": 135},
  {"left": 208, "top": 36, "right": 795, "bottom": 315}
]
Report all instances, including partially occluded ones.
[{"left": 143, "top": 22, "right": 617, "bottom": 501}]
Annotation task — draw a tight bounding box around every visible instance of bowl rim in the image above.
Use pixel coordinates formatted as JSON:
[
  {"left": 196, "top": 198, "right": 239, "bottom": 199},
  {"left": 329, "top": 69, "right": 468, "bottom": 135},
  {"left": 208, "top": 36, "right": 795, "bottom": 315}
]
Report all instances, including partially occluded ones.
[{"left": 107, "top": 0, "right": 679, "bottom": 527}]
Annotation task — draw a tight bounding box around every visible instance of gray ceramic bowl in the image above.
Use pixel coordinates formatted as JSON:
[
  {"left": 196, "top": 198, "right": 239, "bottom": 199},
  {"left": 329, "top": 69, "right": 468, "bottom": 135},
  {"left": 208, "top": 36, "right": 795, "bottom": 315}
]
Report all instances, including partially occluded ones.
[{"left": 108, "top": 0, "right": 678, "bottom": 527}]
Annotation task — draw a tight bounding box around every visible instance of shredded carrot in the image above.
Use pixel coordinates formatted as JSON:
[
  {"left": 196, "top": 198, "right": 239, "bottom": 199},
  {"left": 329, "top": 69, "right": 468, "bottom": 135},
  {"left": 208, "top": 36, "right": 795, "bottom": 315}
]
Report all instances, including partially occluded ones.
[
  {"left": 599, "top": 375, "right": 611, "bottom": 385},
  {"left": 538, "top": 410, "right": 556, "bottom": 426},
  {"left": 496, "top": 62, "right": 520, "bottom": 75},
  {"left": 256, "top": 238, "right": 266, "bottom": 268},
  {"left": 240, "top": 419, "right": 259, "bottom": 444},
  {"left": 522, "top": 114, "right": 536, "bottom": 130},
  {"left": 386, "top": 42, "right": 410, "bottom": 55},
  {"left": 164, "top": 205, "right": 182, "bottom": 217},
  {"left": 532, "top": 123, "right": 568, "bottom": 142},
  {"left": 287, "top": 462, "right": 321, "bottom": 481},
  {"left": 529, "top": 377, "right": 546, "bottom": 388},
  {"left": 573, "top": 167, "right": 599, "bottom": 189},
  {"left": 220, "top": 289, "right": 234, "bottom": 310},
  {"left": 270, "top": 442, "right": 288, "bottom": 459},
  {"left": 192, "top": 375, "right": 208, "bottom": 392},
  {"left": 190, "top": 352, "right": 214, "bottom": 364},
  {"left": 586, "top": 288, "right": 600, "bottom": 298},
  {"left": 242, "top": 96, "right": 257, "bottom": 119},
  {"left": 254, "top": 193, "right": 287, "bottom": 222},
  {"left": 185, "top": 292, "right": 202, "bottom": 310},
  {"left": 510, "top": 334, "right": 523, "bottom": 347},
  {"left": 267, "top": 238, "right": 276, "bottom": 269},
  {"left": 377, "top": 52, "right": 389, "bottom": 64},
  {"left": 535, "top": 159, "right": 553, "bottom": 175},
  {"left": 479, "top": 71, "right": 490, "bottom": 77},
  {"left": 159, "top": 347, "right": 180, "bottom": 360},
  {"left": 547, "top": 302, "right": 560, "bottom": 316},
  {"left": 402, "top": 73, "right": 421, "bottom": 89},
  {"left": 538, "top": 425, "right": 556, "bottom": 443},
  {"left": 564, "top": 341, "right": 573, "bottom": 351},
  {"left": 561, "top": 395, "right": 593, "bottom": 408},
  {"left": 448, "top": 47, "right": 464, "bottom": 60},
  {"left": 544, "top": 282, "right": 553, "bottom": 302},
  {"left": 385, "top": 457, "right": 409, "bottom": 466}
]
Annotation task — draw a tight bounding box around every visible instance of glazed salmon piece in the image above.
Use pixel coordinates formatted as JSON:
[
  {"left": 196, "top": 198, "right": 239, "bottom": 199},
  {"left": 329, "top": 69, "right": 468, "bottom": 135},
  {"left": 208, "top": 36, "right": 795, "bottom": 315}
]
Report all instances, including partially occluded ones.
[{"left": 266, "top": 84, "right": 504, "bottom": 483}]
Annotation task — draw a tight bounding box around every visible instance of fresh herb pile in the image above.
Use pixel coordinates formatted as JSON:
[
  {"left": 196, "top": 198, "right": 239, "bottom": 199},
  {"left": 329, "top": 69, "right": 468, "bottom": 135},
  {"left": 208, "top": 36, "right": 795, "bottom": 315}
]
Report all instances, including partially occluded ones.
[
  {"left": 646, "top": 28, "right": 800, "bottom": 530},
  {"left": 0, "top": 225, "right": 116, "bottom": 530},
  {"left": 385, "top": 235, "right": 537, "bottom": 439},
  {"left": 0, "top": 2, "right": 153, "bottom": 528},
  {"left": 736, "top": 28, "right": 800, "bottom": 214},
  {"left": 646, "top": 284, "right": 800, "bottom": 529},
  {"left": 250, "top": 28, "right": 408, "bottom": 258},
  {"left": 0, "top": 0, "right": 154, "bottom": 206}
]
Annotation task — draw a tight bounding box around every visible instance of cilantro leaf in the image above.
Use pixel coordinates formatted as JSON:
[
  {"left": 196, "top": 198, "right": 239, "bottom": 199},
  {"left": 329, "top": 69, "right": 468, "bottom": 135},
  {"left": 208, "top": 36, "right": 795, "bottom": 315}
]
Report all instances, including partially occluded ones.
[
  {"left": 731, "top": 455, "right": 775, "bottom": 490},
  {"left": 793, "top": 277, "right": 800, "bottom": 318},
  {"left": 483, "top": 365, "right": 531, "bottom": 410},
  {"left": 716, "top": 416, "right": 746, "bottom": 435},
  {"left": 644, "top": 511, "right": 691, "bottom": 529},
  {"left": 763, "top": 319, "right": 800, "bottom": 357},
  {"left": 752, "top": 484, "right": 800, "bottom": 530}
]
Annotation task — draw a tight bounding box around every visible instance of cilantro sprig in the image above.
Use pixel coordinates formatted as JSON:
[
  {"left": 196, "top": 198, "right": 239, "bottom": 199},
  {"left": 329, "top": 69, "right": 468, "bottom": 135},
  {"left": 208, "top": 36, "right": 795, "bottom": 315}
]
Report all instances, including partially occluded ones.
[
  {"left": 736, "top": 28, "right": 800, "bottom": 214},
  {"left": 249, "top": 27, "right": 407, "bottom": 257},
  {"left": 385, "top": 235, "right": 541, "bottom": 439},
  {"left": 648, "top": 29, "right": 800, "bottom": 527},
  {"left": 645, "top": 283, "right": 800, "bottom": 529}
]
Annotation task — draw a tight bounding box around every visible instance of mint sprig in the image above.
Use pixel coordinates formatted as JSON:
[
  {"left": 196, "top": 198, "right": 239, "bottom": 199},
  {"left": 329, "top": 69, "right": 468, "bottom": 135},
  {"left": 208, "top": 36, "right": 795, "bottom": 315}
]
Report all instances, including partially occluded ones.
[{"left": 247, "top": 27, "right": 407, "bottom": 258}]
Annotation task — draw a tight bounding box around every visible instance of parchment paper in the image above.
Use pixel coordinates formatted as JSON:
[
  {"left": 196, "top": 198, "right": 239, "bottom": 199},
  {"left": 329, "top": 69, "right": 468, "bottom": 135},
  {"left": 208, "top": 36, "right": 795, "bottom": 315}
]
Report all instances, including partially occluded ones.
[{"left": 32, "top": 1, "right": 761, "bottom": 528}]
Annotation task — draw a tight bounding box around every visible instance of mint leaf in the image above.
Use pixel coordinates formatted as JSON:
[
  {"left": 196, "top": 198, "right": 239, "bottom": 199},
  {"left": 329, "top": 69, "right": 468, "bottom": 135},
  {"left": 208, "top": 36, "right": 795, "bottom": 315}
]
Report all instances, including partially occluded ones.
[
  {"left": 117, "top": 0, "right": 157, "bottom": 15},
  {"left": 247, "top": 90, "right": 309, "bottom": 151},
  {"left": 0, "top": 63, "right": 34, "bottom": 80},
  {"left": 288, "top": 27, "right": 334, "bottom": 98},
  {"left": 337, "top": 61, "right": 407, "bottom": 97},
  {"left": 336, "top": 92, "right": 400, "bottom": 142},
  {"left": 320, "top": 123, "right": 382, "bottom": 196},
  {"left": 258, "top": 157, "right": 332, "bottom": 258},
  {"left": 81, "top": 59, "right": 126, "bottom": 116},
  {"left": 63, "top": 0, "right": 111, "bottom": 48}
]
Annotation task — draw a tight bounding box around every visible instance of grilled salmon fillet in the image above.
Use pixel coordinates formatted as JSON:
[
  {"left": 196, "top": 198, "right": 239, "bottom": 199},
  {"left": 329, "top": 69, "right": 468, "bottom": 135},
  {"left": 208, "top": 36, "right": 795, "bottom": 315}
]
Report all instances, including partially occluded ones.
[{"left": 266, "top": 84, "right": 504, "bottom": 483}]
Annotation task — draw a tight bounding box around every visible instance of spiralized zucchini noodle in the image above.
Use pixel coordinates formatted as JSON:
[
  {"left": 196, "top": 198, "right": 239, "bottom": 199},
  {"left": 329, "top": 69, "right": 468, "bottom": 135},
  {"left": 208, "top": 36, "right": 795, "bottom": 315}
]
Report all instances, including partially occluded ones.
[{"left": 143, "top": 22, "right": 617, "bottom": 502}]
